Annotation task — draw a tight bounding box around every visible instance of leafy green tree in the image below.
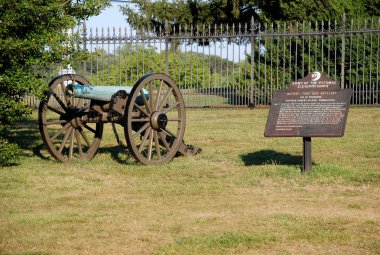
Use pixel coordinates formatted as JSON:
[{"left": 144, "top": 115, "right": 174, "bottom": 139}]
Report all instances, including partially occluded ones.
[
  {"left": 0, "top": 0, "right": 110, "bottom": 166},
  {"left": 121, "top": 0, "right": 379, "bottom": 31},
  {"left": 120, "top": 0, "right": 260, "bottom": 32},
  {"left": 87, "top": 43, "right": 235, "bottom": 90},
  {"left": 255, "top": 0, "right": 379, "bottom": 22},
  {"left": 88, "top": 44, "right": 159, "bottom": 85}
]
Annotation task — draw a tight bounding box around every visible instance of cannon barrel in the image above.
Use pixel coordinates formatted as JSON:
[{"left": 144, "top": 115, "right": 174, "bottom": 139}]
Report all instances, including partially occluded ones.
[{"left": 68, "top": 84, "right": 149, "bottom": 104}]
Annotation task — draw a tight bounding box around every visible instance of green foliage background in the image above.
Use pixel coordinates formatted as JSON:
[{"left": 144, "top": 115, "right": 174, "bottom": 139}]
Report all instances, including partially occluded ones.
[
  {"left": 121, "top": 0, "right": 379, "bottom": 30},
  {"left": 0, "top": 0, "right": 110, "bottom": 166},
  {"left": 87, "top": 44, "right": 232, "bottom": 89}
]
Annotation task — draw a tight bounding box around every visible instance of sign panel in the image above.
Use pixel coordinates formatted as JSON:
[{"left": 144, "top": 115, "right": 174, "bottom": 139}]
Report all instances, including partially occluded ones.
[{"left": 264, "top": 72, "right": 352, "bottom": 137}]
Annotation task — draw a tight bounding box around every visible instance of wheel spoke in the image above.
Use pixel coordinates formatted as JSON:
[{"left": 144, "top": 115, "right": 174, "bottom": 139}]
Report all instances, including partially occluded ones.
[
  {"left": 46, "top": 120, "right": 67, "bottom": 125},
  {"left": 69, "top": 128, "right": 75, "bottom": 160},
  {"left": 155, "top": 80, "right": 163, "bottom": 111},
  {"left": 167, "top": 118, "right": 181, "bottom": 122},
  {"left": 60, "top": 82, "right": 71, "bottom": 107},
  {"left": 75, "top": 129, "right": 83, "bottom": 157},
  {"left": 140, "top": 90, "right": 151, "bottom": 114},
  {"left": 79, "top": 129, "right": 91, "bottom": 147},
  {"left": 162, "top": 127, "right": 177, "bottom": 139},
  {"left": 51, "top": 91, "right": 68, "bottom": 112},
  {"left": 139, "top": 127, "right": 151, "bottom": 153},
  {"left": 162, "top": 102, "right": 179, "bottom": 114},
  {"left": 84, "top": 124, "right": 96, "bottom": 134},
  {"left": 158, "top": 87, "right": 173, "bottom": 111},
  {"left": 50, "top": 122, "right": 71, "bottom": 141},
  {"left": 47, "top": 105, "right": 65, "bottom": 115},
  {"left": 133, "top": 122, "right": 150, "bottom": 138},
  {"left": 149, "top": 81, "right": 154, "bottom": 111},
  {"left": 58, "top": 127, "right": 73, "bottom": 153},
  {"left": 147, "top": 129, "right": 154, "bottom": 160},
  {"left": 134, "top": 103, "right": 149, "bottom": 117},
  {"left": 158, "top": 132, "right": 171, "bottom": 150},
  {"left": 153, "top": 130, "right": 161, "bottom": 159},
  {"left": 131, "top": 118, "right": 150, "bottom": 122}
]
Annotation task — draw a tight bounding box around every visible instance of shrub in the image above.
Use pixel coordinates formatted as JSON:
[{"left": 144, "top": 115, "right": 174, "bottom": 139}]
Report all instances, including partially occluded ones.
[{"left": 0, "top": 138, "right": 21, "bottom": 166}]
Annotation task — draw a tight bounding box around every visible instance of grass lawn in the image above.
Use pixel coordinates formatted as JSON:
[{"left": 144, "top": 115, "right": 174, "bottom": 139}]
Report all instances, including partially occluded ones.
[{"left": 1, "top": 107, "right": 379, "bottom": 255}]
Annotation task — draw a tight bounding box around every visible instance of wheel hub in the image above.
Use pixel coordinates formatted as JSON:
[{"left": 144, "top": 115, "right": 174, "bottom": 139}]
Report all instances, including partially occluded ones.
[
  {"left": 70, "top": 117, "right": 84, "bottom": 129},
  {"left": 60, "top": 114, "right": 84, "bottom": 129},
  {"left": 150, "top": 112, "right": 168, "bottom": 130}
]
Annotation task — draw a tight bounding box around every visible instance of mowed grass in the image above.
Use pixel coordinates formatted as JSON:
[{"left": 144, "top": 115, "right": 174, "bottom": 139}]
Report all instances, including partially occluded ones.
[{"left": 1, "top": 107, "right": 379, "bottom": 255}]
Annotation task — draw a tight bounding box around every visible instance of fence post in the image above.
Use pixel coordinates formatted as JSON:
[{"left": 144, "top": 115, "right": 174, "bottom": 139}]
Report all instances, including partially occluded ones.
[
  {"left": 250, "top": 16, "right": 255, "bottom": 107},
  {"left": 340, "top": 12, "right": 346, "bottom": 88},
  {"left": 83, "top": 20, "right": 87, "bottom": 78},
  {"left": 165, "top": 21, "right": 169, "bottom": 76}
]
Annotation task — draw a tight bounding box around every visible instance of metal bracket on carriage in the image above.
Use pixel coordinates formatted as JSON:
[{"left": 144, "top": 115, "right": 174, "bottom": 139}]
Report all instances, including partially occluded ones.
[
  {"left": 177, "top": 142, "right": 202, "bottom": 156},
  {"left": 110, "top": 90, "right": 128, "bottom": 116}
]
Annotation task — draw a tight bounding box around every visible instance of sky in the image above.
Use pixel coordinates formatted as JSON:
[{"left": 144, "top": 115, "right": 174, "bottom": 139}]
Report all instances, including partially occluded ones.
[{"left": 86, "top": 3, "right": 127, "bottom": 29}]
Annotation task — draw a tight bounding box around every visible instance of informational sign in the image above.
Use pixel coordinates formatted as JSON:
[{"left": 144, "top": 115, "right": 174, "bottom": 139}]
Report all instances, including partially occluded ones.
[
  {"left": 264, "top": 72, "right": 352, "bottom": 173},
  {"left": 264, "top": 72, "right": 352, "bottom": 137}
]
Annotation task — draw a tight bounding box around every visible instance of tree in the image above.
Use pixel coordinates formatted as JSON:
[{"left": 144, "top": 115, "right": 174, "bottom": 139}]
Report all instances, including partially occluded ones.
[
  {"left": 0, "top": 0, "right": 110, "bottom": 166},
  {"left": 255, "top": 0, "right": 379, "bottom": 22},
  {"left": 121, "top": 0, "right": 379, "bottom": 32},
  {"left": 86, "top": 43, "right": 231, "bottom": 89},
  {"left": 120, "top": 0, "right": 261, "bottom": 33}
]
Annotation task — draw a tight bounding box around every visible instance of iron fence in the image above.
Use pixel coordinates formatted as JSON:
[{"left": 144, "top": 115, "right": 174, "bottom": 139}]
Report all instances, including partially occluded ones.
[{"left": 26, "top": 16, "right": 380, "bottom": 108}]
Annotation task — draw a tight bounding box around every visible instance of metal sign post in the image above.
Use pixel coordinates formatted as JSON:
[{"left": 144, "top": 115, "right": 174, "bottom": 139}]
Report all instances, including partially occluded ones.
[{"left": 302, "top": 137, "right": 312, "bottom": 173}]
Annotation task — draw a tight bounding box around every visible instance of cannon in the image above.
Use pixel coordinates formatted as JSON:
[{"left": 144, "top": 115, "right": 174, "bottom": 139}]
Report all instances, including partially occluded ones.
[{"left": 38, "top": 73, "right": 199, "bottom": 164}]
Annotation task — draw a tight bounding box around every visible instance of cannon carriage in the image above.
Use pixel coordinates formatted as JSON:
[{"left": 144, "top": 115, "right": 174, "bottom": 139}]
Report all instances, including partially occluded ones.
[{"left": 38, "top": 73, "right": 199, "bottom": 165}]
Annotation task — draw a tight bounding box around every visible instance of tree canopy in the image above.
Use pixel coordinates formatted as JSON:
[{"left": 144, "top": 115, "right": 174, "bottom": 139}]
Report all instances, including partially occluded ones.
[
  {"left": 120, "top": 0, "right": 261, "bottom": 32},
  {"left": 121, "top": 0, "right": 380, "bottom": 32},
  {"left": 0, "top": 0, "right": 110, "bottom": 165},
  {"left": 256, "top": 0, "right": 379, "bottom": 22}
]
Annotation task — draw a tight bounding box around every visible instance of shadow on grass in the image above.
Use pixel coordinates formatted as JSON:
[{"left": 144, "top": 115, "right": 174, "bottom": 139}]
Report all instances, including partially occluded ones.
[
  {"left": 240, "top": 150, "right": 303, "bottom": 166},
  {"left": 12, "top": 119, "right": 41, "bottom": 151},
  {"left": 12, "top": 118, "right": 135, "bottom": 164},
  {"left": 97, "top": 146, "right": 135, "bottom": 164}
]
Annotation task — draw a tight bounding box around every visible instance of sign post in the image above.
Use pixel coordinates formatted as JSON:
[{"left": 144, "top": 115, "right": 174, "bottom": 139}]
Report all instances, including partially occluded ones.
[
  {"left": 264, "top": 72, "right": 352, "bottom": 173},
  {"left": 302, "top": 137, "right": 312, "bottom": 173}
]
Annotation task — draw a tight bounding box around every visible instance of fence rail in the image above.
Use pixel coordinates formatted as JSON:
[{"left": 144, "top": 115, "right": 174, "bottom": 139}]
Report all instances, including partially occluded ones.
[{"left": 26, "top": 16, "right": 380, "bottom": 108}]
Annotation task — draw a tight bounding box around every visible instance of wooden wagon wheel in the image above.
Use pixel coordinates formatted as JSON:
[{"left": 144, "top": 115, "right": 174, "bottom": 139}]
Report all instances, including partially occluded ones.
[
  {"left": 38, "top": 74, "right": 103, "bottom": 162},
  {"left": 124, "top": 73, "right": 186, "bottom": 165}
]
